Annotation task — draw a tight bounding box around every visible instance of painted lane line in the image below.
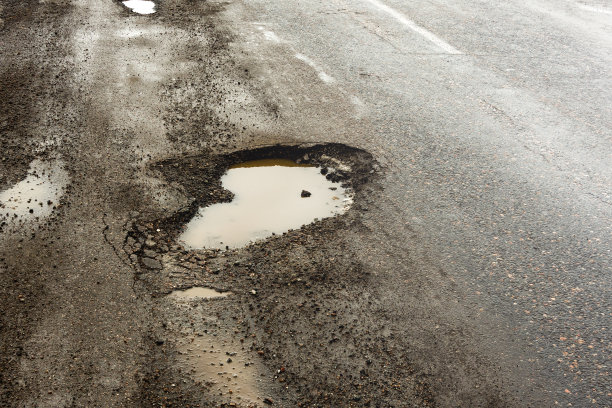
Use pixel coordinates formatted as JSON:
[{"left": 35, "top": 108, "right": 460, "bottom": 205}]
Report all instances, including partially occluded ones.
[
  {"left": 264, "top": 30, "right": 281, "bottom": 42},
  {"left": 576, "top": 3, "right": 612, "bottom": 15},
  {"left": 363, "top": 0, "right": 462, "bottom": 54},
  {"left": 295, "top": 53, "right": 336, "bottom": 83}
]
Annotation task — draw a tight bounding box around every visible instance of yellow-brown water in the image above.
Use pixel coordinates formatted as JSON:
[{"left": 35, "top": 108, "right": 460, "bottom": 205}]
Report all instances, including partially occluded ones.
[
  {"left": 179, "top": 160, "right": 351, "bottom": 249},
  {"left": 168, "top": 287, "right": 230, "bottom": 300}
]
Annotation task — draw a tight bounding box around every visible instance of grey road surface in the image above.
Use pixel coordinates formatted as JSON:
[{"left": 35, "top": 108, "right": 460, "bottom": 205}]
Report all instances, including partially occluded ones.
[
  {"left": 0, "top": 0, "right": 610, "bottom": 406},
  {"left": 223, "top": 0, "right": 612, "bottom": 405}
]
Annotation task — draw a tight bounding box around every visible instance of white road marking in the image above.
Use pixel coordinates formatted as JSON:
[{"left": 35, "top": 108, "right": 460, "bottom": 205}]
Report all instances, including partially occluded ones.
[
  {"left": 576, "top": 3, "right": 612, "bottom": 15},
  {"left": 363, "top": 0, "right": 461, "bottom": 54},
  {"left": 254, "top": 24, "right": 283, "bottom": 43},
  {"left": 263, "top": 30, "right": 281, "bottom": 43},
  {"left": 350, "top": 95, "right": 365, "bottom": 107},
  {"left": 317, "top": 71, "right": 335, "bottom": 83},
  {"left": 295, "top": 53, "right": 336, "bottom": 83}
]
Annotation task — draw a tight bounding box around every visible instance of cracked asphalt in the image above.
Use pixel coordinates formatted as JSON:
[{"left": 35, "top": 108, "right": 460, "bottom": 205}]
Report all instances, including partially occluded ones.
[{"left": 1, "top": 0, "right": 610, "bottom": 407}]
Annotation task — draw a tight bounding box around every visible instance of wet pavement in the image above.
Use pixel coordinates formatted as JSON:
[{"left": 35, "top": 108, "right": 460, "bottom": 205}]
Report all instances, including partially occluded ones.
[
  {"left": 0, "top": 0, "right": 610, "bottom": 407},
  {"left": 176, "top": 329, "right": 264, "bottom": 405}
]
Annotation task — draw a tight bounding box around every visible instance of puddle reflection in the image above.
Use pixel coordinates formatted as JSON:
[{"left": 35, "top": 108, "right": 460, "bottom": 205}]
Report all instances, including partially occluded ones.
[
  {"left": 122, "top": 0, "right": 156, "bottom": 14},
  {"left": 168, "top": 287, "right": 231, "bottom": 300},
  {"left": 179, "top": 159, "right": 352, "bottom": 249},
  {"left": 0, "top": 159, "right": 67, "bottom": 228},
  {"left": 178, "top": 334, "right": 262, "bottom": 405}
]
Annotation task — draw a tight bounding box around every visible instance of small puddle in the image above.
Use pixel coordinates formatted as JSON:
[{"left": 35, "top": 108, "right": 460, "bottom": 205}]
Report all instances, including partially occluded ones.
[
  {"left": 178, "top": 334, "right": 264, "bottom": 405},
  {"left": 168, "top": 287, "right": 231, "bottom": 300},
  {"left": 179, "top": 159, "right": 352, "bottom": 249},
  {"left": 122, "top": 0, "right": 155, "bottom": 14},
  {"left": 0, "top": 159, "right": 67, "bottom": 227}
]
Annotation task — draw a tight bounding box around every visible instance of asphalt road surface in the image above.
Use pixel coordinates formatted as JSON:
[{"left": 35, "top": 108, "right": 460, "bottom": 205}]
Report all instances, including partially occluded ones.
[{"left": 1, "top": 0, "right": 610, "bottom": 407}]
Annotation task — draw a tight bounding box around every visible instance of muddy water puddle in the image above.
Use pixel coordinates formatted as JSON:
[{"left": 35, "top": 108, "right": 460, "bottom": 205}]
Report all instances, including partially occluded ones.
[
  {"left": 122, "top": 0, "right": 155, "bottom": 14},
  {"left": 179, "top": 159, "right": 352, "bottom": 249},
  {"left": 0, "top": 159, "right": 67, "bottom": 228},
  {"left": 168, "top": 287, "right": 231, "bottom": 300},
  {"left": 177, "top": 333, "right": 264, "bottom": 405}
]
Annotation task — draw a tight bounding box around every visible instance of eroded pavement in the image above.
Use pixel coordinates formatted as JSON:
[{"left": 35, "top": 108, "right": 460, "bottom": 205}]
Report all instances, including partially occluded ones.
[{"left": 0, "top": 0, "right": 584, "bottom": 406}]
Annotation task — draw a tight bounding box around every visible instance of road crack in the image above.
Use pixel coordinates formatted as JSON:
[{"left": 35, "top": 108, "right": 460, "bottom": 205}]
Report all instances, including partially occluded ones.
[{"left": 102, "top": 213, "right": 139, "bottom": 271}]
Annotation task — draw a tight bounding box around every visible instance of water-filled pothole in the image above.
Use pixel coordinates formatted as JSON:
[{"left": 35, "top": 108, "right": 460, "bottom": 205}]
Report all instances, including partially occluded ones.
[
  {"left": 179, "top": 159, "right": 352, "bottom": 250},
  {"left": 177, "top": 334, "right": 263, "bottom": 405},
  {"left": 0, "top": 159, "right": 67, "bottom": 230},
  {"left": 122, "top": 0, "right": 155, "bottom": 14},
  {"left": 168, "top": 287, "right": 230, "bottom": 300}
]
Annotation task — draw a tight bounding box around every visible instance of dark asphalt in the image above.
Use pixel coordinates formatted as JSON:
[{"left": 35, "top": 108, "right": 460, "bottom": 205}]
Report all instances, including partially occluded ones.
[
  {"left": 1, "top": 0, "right": 610, "bottom": 406},
  {"left": 225, "top": 0, "right": 612, "bottom": 405}
]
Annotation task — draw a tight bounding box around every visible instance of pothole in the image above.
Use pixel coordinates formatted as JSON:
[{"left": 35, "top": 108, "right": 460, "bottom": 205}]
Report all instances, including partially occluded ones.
[
  {"left": 122, "top": 0, "right": 156, "bottom": 14},
  {"left": 178, "top": 159, "right": 352, "bottom": 250},
  {"left": 0, "top": 159, "right": 68, "bottom": 231},
  {"left": 168, "top": 287, "right": 231, "bottom": 300},
  {"left": 132, "top": 143, "right": 378, "bottom": 270}
]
